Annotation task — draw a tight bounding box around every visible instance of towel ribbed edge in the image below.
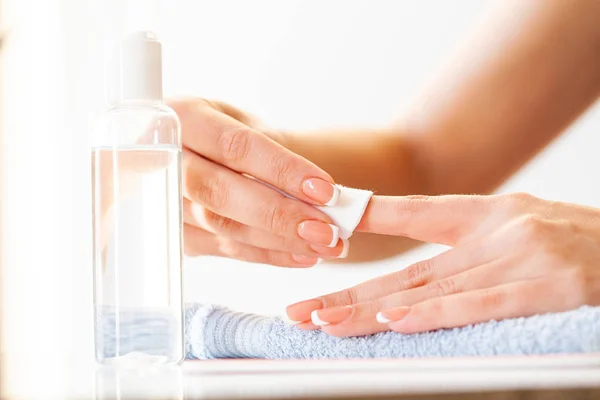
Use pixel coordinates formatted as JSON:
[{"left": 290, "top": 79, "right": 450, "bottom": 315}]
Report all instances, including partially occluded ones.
[
  {"left": 185, "top": 305, "right": 600, "bottom": 359},
  {"left": 184, "top": 303, "right": 215, "bottom": 359}
]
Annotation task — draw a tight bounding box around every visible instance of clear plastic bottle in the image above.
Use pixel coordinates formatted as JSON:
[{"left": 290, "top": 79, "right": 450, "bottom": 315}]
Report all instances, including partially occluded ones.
[{"left": 91, "top": 32, "right": 184, "bottom": 365}]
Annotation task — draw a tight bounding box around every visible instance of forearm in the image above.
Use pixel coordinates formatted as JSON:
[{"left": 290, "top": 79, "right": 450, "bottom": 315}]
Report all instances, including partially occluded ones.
[
  {"left": 289, "top": 0, "right": 600, "bottom": 197},
  {"left": 283, "top": 130, "right": 424, "bottom": 196},
  {"left": 404, "top": 0, "right": 600, "bottom": 195},
  {"left": 283, "top": 0, "right": 600, "bottom": 262}
]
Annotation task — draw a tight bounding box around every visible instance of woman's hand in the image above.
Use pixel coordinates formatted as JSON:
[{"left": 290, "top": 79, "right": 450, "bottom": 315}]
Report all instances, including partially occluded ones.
[
  {"left": 170, "top": 98, "right": 347, "bottom": 267},
  {"left": 287, "top": 193, "right": 600, "bottom": 336}
]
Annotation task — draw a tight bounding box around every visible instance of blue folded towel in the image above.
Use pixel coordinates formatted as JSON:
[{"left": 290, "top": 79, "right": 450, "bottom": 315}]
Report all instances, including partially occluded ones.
[
  {"left": 185, "top": 304, "right": 600, "bottom": 359},
  {"left": 98, "top": 304, "right": 600, "bottom": 360}
]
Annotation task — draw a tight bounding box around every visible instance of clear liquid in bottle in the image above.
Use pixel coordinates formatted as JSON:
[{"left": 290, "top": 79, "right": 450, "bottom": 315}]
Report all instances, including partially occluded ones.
[
  {"left": 92, "top": 145, "right": 183, "bottom": 365},
  {"left": 92, "top": 31, "right": 184, "bottom": 366}
]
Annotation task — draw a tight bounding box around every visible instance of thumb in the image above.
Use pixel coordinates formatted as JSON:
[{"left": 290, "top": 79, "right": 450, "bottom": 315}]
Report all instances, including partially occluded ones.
[{"left": 356, "top": 195, "right": 493, "bottom": 246}]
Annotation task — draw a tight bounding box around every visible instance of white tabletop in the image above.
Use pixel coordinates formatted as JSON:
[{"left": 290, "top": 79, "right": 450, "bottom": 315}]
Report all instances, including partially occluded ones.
[{"left": 67, "top": 354, "right": 600, "bottom": 399}]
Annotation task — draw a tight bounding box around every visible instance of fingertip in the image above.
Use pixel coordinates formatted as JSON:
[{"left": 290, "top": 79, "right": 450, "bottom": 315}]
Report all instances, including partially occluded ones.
[
  {"left": 309, "top": 238, "right": 348, "bottom": 259},
  {"left": 375, "top": 312, "right": 391, "bottom": 324},
  {"left": 301, "top": 178, "right": 340, "bottom": 206},
  {"left": 310, "top": 309, "right": 329, "bottom": 326},
  {"left": 325, "top": 226, "right": 340, "bottom": 248},
  {"left": 291, "top": 254, "right": 322, "bottom": 267},
  {"left": 285, "top": 298, "right": 323, "bottom": 322},
  {"left": 339, "top": 238, "right": 350, "bottom": 259},
  {"left": 324, "top": 184, "right": 341, "bottom": 207},
  {"left": 284, "top": 305, "right": 295, "bottom": 319}
]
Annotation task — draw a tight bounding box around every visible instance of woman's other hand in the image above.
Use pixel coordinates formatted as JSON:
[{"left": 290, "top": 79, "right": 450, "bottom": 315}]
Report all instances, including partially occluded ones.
[
  {"left": 171, "top": 98, "right": 347, "bottom": 267},
  {"left": 287, "top": 193, "right": 600, "bottom": 335}
]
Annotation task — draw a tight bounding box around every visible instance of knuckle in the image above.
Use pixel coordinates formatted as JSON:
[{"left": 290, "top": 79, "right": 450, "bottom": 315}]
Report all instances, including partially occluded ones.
[
  {"left": 196, "top": 175, "right": 230, "bottom": 210},
  {"left": 218, "top": 127, "right": 253, "bottom": 163},
  {"left": 424, "top": 297, "right": 444, "bottom": 317},
  {"left": 261, "top": 200, "right": 305, "bottom": 236},
  {"left": 335, "top": 287, "right": 358, "bottom": 307},
  {"left": 430, "top": 278, "right": 459, "bottom": 297},
  {"left": 508, "top": 192, "right": 536, "bottom": 203},
  {"left": 401, "top": 195, "right": 434, "bottom": 213},
  {"left": 405, "top": 258, "right": 434, "bottom": 287},
  {"left": 262, "top": 205, "right": 288, "bottom": 235},
  {"left": 182, "top": 153, "right": 231, "bottom": 210},
  {"left": 270, "top": 152, "right": 296, "bottom": 189},
  {"left": 514, "top": 214, "right": 547, "bottom": 239},
  {"left": 388, "top": 196, "right": 432, "bottom": 226},
  {"left": 204, "top": 211, "right": 240, "bottom": 235},
  {"left": 478, "top": 289, "right": 508, "bottom": 309},
  {"left": 501, "top": 192, "right": 536, "bottom": 215}
]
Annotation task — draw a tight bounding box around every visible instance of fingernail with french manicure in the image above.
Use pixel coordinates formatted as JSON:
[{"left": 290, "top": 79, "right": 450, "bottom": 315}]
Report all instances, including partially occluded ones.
[
  {"left": 286, "top": 299, "right": 323, "bottom": 322},
  {"left": 376, "top": 306, "right": 412, "bottom": 324},
  {"left": 339, "top": 238, "right": 350, "bottom": 258},
  {"left": 302, "top": 178, "right": 340, "bottom": 206},
  {"left": 309, "top": 238, "right": 349, "bottom": 259},
  {"left": 298, "top": 220, "right": 340, "bottom": 247},
  {"left": 292, "top": 254, "right": 322, "bottom": 266},
  {"left": 311, "top": 306, "right": 353, "bottom": 326}
]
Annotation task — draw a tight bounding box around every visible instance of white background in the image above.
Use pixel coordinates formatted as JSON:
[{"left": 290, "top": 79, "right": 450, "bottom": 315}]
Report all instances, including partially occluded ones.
[{"left": 1, "top": 0, "right": 599, "bottom": 396}]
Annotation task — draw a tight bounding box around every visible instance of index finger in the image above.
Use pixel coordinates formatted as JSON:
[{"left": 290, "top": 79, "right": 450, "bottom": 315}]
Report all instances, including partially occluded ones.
[
  {"left": 170, "top": 99, "right": 338, "bottom": 206},
  {"left": 356, "top": 195, "right": 493, "bottom": 245}
]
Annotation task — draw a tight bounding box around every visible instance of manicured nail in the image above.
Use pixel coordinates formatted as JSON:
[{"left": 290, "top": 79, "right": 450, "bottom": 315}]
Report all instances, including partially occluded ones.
[
  {"left": 298, "top": 220, "right": 340, "bottom": 247},
  {"left": 286, "top": 299, "right": 323, "bottom": 321},
  {"left": 292, "top": 254, "right": 322, "bottom": 266},
  {"left": 309, "top": 238, "right": 349, "bottom": 259},
  {"left": 339, "top": 238, "right": 349, "bottom": 259},
  {"left": 376, "top": 306, "right": 411, "bottom": 324},
  {"left": 302, "top": 178, "right": 340, "bottom": 206},
  {"left": 311, "top": 306, "right": 353, "bottom": 326}
]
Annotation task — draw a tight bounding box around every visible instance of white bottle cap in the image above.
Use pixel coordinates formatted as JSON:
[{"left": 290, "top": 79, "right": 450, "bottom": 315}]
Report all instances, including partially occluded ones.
[{"left": 108, "top": 31, "right": 163, "bottom": 103}]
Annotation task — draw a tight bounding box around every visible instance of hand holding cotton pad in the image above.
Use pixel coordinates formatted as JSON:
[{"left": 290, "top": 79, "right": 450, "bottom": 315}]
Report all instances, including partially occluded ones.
[
  {"left": 313, "top": 185, "right": 373, "bottom": 240},
  {"left": 249, "top": 175, "right": 374, "bottom": 242}
]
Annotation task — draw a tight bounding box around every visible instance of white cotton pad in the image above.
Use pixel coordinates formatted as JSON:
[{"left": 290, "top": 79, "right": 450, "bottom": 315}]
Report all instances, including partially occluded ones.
[
  {"left": 245, "top": 175, "right": 373, "bottom": 239},
  {"left": 314, "top": 185, "right": 373, "bottom": 239}
]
